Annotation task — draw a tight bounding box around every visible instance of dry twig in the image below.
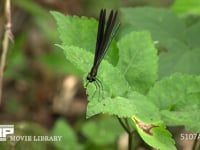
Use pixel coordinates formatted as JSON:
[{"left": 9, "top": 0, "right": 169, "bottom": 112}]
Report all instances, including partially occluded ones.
[{"left": 0, "top": 0, "right": 14, "bottom": 104}]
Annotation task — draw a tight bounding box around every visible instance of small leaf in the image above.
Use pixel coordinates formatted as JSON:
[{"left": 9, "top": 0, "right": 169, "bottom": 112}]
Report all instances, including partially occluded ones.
[
  {"left": 51, "top": 118, "right": 82, "bottom": 150},
  {"left": 132, "top": 118, "right": 176, "bottom": 150},
  {"left": 81, "top": 117, "right": 123, "bottom": 145}
]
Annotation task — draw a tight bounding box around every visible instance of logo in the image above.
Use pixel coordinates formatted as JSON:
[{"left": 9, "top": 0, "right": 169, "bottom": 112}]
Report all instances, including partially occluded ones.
[
  {"left": 0, "top": 124, "right": 62, "bottom": 142},
  {"left": 0, "top": 125, "right": 14, "bottom": 141}
]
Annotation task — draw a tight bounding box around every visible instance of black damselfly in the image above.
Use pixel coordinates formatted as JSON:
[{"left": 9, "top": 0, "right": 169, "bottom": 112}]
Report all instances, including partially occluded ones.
[{"left": 86, "top": 9, "right": 120, "bottom": 97}]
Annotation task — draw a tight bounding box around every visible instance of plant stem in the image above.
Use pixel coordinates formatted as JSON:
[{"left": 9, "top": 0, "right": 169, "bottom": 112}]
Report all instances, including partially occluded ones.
[
  {"left": 0, "top": 0, "right": 14, "bottom": 104},
  {"left": 192, "top": 133, "right": 199, "bottom": 150},
  {"left": 117, "top": 117, "right": 133, "bottom": 150},
  {"left": 117, "top": 117, "right": 130, "bottom": 133},
  {"left": 128, "top": 131, "right": 133, "bottom": 150}
]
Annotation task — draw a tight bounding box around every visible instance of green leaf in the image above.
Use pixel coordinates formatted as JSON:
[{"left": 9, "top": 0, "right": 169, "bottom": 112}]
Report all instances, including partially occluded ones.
[
  {"left": 51, "top": 118, "right": 82, "bottom": 150},
  {"left": 51, "top": 11, "right": 97, "bottom": 52},
  {"left": 119, "top": 7, "right": 186, "bottom": 44},
  {"left": 161, "top": 91, "right": 200, "bottom": 132},
  {"left": 132, "top": 118, "right": 176, "bottom": 150},
  {"left": 81, "top": 117, "right": 123, "bottom": 146},
  {"left": 158, "top": 39, "right": 200, "bottom": 78},
  {"left": 87, "top": 92, "right": 161, "bottom": 124},
  {"left": 186, "top": 21, "right": 200, "bottom": 49},
  {"left": 147, "top": 73, "right": 200, "bottom": 132},
  {"left": 117, "top": 31, "right": 158, "bottom": 93},
  {"left": 171, "top": 0, "right": 200, "bottom": 15},
  {"left": 161, "top": 110, "right": 200, "bottom": 133}
]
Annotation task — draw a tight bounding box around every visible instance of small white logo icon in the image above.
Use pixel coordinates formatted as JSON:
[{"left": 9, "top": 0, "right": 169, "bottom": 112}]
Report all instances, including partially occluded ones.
[{"left": 0, "top": 125, "right": 14, "bottom": 141}]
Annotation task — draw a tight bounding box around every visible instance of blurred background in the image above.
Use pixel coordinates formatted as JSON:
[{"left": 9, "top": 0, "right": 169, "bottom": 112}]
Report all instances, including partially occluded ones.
[{"left": 0, "top": 0, "right": 197, "bottom": 150}]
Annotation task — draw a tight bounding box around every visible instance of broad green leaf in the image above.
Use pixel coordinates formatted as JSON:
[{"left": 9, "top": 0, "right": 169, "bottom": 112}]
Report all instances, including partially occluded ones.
[
  {"left": 161, "top": 110, "right": 200, "bottom": 133},
  {"left": 87, "top": 92, "right": 161, "bottom": 124},
  {"left": 186, "top": 21, "right": 200, "bottom": 49},
  {"left": 119, "top": 7, "right": 186, "bottom": 44},
  {"left": 158, "top": 39, "right": 200, "bottom": 78},
  {"left": 51, "top": 118, "right": 82, "bottom": 150},
  {"left": 171, "top": 0, "right": 200, "bottom": 15},
  {"left": 148, "top": 73, "right": 200, "bottom": 109},
  {"left": 158, "top": 20, "right": 200, "bottom": 78},
  {"left": 117, "top": 31, "right": 158, "bottom": 93},
  {"left": 148, "top": 74, "right": 200, "bottom": 132},
  {"left": 132, "top": 118, "right": 176, "bottom": 150},
  {"left": 81, "top": 117, "right": 123, "bottom": 145}
]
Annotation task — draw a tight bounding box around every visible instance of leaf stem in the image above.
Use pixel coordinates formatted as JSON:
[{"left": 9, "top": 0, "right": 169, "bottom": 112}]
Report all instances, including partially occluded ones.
[
  {"left": 117, "top": 117, "right": 133, "bottom": 150},
  {"left": 192, "top": 133, "right": 199, "bottom": 150},
  {"left": 117, "top": 117, "right": 130, "bottom": 133},
  {"left": 128, "top": 131, "right": 133, "bottom": 150},
  {"left": 0, "top": 0, "right": 14, "bottom": 104}
]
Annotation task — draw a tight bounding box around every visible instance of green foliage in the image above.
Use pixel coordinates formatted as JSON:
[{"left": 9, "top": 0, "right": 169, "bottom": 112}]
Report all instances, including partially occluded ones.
[
  {"left": 82, "top": 117, "right": 123, "bottom": 146},
  {"left": 5, "top": 34, "right": 26, "bottom": 80},
  {"left": 133, "top": 118, "right": 175, "bottom": 150},
  {"left": 119, "top": 7, "right": 200, "bottom": 79},
  {"left": 51, "top": 9, "right": 174, "bottom": 149},
  {"left": 52, "top": 7, "right": 200, "bottom": 149},
  {"left": 51, "top": 118, "right": 83, "bottom": 150},
  {"left": 171, "top": 0, "right": 200, "bottom": 15},
  {"left": 119, "top": 7, "right": 186, "bottom": 45},
  {"left": 117, "top": 31, "right": 158, "bottom": 93},
  {"left": 38, "top": 50, "right": 82, "bottom": 76},
  {"left": 51, "top": 11, "right": 97, "bottom": 52},
  {"left": 51, "top": 11, "right": 119, "bottom": 66},
  {"left": 148, "top": 74, "right": 200, "bottom": 132},
  {"left": 5, "top": 99, "right": 21, "bottom": 113},
  {"left": 87, "top": 92, "right": 161, "bottom": 124},
  {"left": 14, "top": 0, "right": 58, "bottom": 42}
]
